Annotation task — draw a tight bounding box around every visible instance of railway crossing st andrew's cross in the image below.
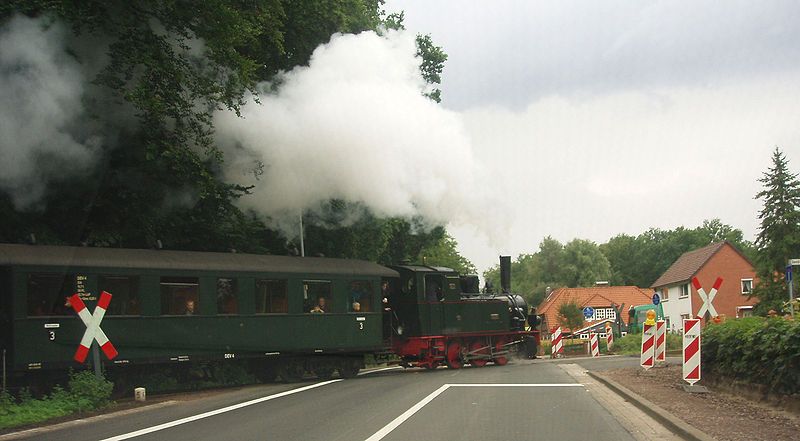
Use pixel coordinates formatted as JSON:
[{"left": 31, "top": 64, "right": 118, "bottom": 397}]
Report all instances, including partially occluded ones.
[
  {"left": 69, "top": 291, "right": 118, "bottom": 363},
  {"left": 692, "top": 277, "right": 722, "bottom": 320}
]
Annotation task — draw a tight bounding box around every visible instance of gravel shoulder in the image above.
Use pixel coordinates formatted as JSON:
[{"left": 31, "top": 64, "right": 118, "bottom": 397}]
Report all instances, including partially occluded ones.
[{"left": 603, "top": 365, "right": 800, "bottom": 441}]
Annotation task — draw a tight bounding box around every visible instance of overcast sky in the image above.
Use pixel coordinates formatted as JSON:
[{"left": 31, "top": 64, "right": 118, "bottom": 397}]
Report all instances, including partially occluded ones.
[{"left": 385, "top": 0, "right": 800, "bottom": 273}]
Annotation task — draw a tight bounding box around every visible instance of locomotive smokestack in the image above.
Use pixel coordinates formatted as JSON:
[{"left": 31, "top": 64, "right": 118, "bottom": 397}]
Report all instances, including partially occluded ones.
[{"left": 500, "top": 255, "right": 511, "bottom": 293}]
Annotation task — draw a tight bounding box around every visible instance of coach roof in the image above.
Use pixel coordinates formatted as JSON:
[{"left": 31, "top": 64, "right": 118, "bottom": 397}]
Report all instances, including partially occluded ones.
[{"left": 0, "top": 243, "right": 398, "bottom": 277}]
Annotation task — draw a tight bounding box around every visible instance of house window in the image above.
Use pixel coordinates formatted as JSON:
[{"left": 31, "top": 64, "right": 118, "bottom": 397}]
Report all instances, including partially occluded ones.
[
  {"left": 741, "top": 279, "right": 753, "bottom": 295},
  {"left": 680, "top": 284, "right": 690, "bottom": 298},
  {"left": 579, "top": 333, "right": 588, "bottom": 340},
  {"left": 660, "top": 289, "right": 669, "bottom": 302}
]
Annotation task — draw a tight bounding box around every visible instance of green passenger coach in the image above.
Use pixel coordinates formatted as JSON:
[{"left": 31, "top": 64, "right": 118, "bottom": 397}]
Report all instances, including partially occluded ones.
[{"left": 0, "top": 243, "right": 396, "bottom": 382}]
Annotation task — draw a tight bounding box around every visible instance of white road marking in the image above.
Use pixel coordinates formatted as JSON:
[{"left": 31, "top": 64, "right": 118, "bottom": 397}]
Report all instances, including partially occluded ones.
[
  {"left": 98, "top": 380, "right": 342, "bottom": 441},
  {"left": 358, "top": 366, "right": 403, "bottom": 376},
  {"left": 364, "top": 384, "right": 450, "bottom": 441},
  {"left": 450, "top": 383, "right": 584, "bottom": 387},
  {"left": 363, "top": 383, "right": 584, "bottom": 441}
]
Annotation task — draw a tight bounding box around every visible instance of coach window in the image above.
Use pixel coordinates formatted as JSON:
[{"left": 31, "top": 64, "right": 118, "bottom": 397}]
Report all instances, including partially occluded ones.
[
  {"left": 304, "top": 281, "right": 331, "bottom": 313},
  {"left": 349, "top": 281, "right": 372, "bottom": 312},
  {"left": 27, "top": 274, "right": 74, "bottom": 316},
  {"left": 217, "top": 278, "right": 238, "bottom": 314},
  {"left": 98, "top": 275, "right": 140, "bottom": 315},
  {"left": 255, "top": 279, "right": 287, "bottom": 313},
  {"left": 160, "top": 277, "right": 199, "bottom": 315}
]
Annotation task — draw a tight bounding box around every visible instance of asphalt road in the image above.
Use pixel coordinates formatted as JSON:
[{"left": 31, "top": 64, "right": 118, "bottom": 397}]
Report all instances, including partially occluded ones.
[{"left": 9, "top": 356, "right": 653, "bottom": 441}]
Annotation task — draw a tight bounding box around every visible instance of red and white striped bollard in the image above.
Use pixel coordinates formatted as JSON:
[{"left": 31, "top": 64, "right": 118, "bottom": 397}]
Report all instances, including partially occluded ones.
[
  {"left": 551, "top": 327, "right": 563, "bottom": 358},
  {"left": 683, "top": 318, "right": 702, "bottom": 385},
  {"left": 655, "top": 319, "right": 666, "bottom": 362}
]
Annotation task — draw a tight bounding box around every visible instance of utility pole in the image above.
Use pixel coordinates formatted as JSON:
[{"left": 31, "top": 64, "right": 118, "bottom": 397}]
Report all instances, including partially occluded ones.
[{"left": 299, "top": 213, "right": 305, "bottom": 257}]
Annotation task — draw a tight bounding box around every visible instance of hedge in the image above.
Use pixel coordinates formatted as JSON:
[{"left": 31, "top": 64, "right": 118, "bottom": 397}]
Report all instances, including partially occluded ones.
[{"left": 702, "top": 317, "right": 800, "bottom": 395}]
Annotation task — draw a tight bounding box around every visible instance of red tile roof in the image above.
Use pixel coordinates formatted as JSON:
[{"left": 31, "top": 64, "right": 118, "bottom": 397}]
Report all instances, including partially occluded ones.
[
  {"left": 649, "top": 241, "right": 755, "bottom": 288},
  {"left": 536, "top": 286, "right": 654, "bottom": 333}
]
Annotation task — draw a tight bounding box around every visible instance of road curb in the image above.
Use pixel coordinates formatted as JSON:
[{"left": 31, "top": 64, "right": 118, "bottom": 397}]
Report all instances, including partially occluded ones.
[{"left": 587, "top": 371, "right": 715, "bottom": 441}]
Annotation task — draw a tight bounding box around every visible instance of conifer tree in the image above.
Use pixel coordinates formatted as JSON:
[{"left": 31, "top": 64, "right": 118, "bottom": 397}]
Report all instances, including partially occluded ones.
[{"left": 752, "top": 147, "right": 800, "bottom": 315}]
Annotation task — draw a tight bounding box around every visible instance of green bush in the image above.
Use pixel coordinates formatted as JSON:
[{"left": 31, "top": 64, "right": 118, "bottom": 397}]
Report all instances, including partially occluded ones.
[
  {"left": 68, "top": 370, "right": 114, "bottom": 409},
  {"left": 611, "top": 332, "right": 682, "bottom": 355},
  {"left": 0, "top": 370, "right": 114, "bottom": 430},
  {"left": 703, "top": 317, "right": 800, "bottom": 395}
]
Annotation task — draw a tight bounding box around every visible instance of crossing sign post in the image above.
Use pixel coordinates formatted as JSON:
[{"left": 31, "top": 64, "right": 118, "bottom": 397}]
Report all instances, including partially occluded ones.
[{"left": 788, "top": 259, "right": 800, "bottom": 316}]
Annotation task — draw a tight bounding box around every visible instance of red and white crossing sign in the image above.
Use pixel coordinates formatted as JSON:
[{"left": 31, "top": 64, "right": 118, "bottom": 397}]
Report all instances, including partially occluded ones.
[
  {"left": 589, "top": 332, "right": 600, "bottom": 357},
  {"left": 692, "top": 277, "right": 722, "bottom": 319},
  {"left": 551, "top": 327, "right": 563, "bottom": 358},
  {"left": 655, "top": 320, "right": 666, "bottom": 362},
  {"left": 640, "top": 321, "right": 655, "bottom": 370},
  {"left": 606, "top": 324, "right": 614, "bottom": 351},
  {"left": 683, "top": 318, "right": 702, "bottom": 385},
  {"left": 69, "top": 291, "right": 118, "bottom": 363}
]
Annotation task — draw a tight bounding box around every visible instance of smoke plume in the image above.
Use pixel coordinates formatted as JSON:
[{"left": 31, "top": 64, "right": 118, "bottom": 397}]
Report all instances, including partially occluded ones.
[
  {"left": 216, "top": 30, "right": 502, "bottom": 238},
  {"left": 0, "top": 15, "right": 100, "bottom": 209}
]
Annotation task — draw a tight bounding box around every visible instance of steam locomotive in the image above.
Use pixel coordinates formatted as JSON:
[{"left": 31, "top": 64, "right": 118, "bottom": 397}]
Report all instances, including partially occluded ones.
[{"left": 0, "top": 244, "right": 538, "bottom": 386}]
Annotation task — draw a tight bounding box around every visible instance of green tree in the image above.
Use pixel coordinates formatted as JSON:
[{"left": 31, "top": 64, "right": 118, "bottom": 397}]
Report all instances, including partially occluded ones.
[
  {"left": 557, "top": 301, "right": 585, "bottom": 342},
  {"left": 752, "top": 147, "right": 800, "bottom": 315},
  {"left": 560, "top": 239, "right": 611, "bottom": 287},
  {"left": 0, "top": 1, "right": 451, "bottom": 261},
  {"left": 483, "top": 237, "right": 565, "bottom": 308},
  {"left": 417, "top": 233, "right": 476, "bottom": 274}
]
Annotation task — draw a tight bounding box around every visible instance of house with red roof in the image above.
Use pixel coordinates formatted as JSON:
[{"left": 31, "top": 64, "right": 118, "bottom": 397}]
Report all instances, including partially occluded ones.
[
  {"left": 537, "top": 285, "right": 654, "bottom": 339},
  {"left": 651, "top": 241, "right": 757, "bottom": 333}
]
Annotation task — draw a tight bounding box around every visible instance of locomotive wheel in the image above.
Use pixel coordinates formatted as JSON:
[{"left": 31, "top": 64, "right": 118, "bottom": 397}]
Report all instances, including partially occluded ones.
[
  {"left": 469, "top": 340, "right": 489, "bottom": 367},
  {"left": 446, "top": 341, "right": 463, "bottom": 369},
  {"left": 423, "top": 362, "right": 439, "bottom": 370},
  {"left": 493, "top": 338, "right": 509, "bottom": 366}
]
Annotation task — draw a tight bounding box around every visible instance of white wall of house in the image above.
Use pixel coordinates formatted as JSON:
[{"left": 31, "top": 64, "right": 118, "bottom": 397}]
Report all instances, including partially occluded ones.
[{"left": 659, "top": 283, "right": 693, "bottom": 333}]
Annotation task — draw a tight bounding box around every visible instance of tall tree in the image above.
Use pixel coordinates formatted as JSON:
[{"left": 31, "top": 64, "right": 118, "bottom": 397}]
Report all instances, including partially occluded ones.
[
  {"left": 752, "top": 147, "right": 800, "bottom": 314},
  {"left": 0, "top": 1, "right": 452, "bottom": 261},
  {"left": 417, "top": 233, "right": 476, "bottom": 274},
  {"left": 560, "top": 239, "right": 611, "bottom": 287}
]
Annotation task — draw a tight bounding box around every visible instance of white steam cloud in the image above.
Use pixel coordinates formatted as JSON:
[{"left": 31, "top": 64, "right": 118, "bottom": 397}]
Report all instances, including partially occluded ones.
[
  {"left": 0, "top": 15, "right": 99, "bottom": 208},
  {"left": 216, "top": 30, "right": 502, "bottom": 238}
]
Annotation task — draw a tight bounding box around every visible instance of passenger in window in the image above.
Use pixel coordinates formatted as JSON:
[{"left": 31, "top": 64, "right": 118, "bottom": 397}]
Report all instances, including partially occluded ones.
[
  {"left": 310, "top": 297, "right": 327, "bottom": 313},
  {"left": 185, "top": 299, "right": 196, "bottom": 315},
  {"left": 352, "top": 301, "right": 361, "bottom": 312}
]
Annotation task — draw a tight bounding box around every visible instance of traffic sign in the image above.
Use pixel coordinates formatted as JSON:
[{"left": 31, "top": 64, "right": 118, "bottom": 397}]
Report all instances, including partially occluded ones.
[
  {"left": 583, "top": 307, "right": 594, "bottom": 319},
  {"left": 693, "top": 277, "right": 722, "bottom": 319},
  {"left": 652, "top": 292, "right": 661, "bottom": 305},
  {"left": 789, "top": 258, "right": 800, "bottom": 266},
  {"left": 69, "top": 291, "right": 118, "bottom": 363}
]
